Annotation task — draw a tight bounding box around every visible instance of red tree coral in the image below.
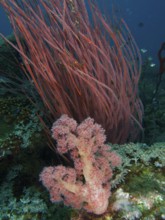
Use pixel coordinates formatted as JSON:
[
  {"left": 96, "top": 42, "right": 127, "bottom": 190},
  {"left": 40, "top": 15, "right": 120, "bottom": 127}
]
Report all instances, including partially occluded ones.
[
  {"left": 40, "top": 115, "right": 121, "bottom": 215},
  {"left": 0, "top": 0, "right": 143, "bottom": 143}
]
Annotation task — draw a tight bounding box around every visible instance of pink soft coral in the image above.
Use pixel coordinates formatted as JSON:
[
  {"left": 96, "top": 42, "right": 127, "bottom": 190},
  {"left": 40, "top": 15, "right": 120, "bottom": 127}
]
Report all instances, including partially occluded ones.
[{"left": 40, "top": 115, "right": 121, "bottom": 215}]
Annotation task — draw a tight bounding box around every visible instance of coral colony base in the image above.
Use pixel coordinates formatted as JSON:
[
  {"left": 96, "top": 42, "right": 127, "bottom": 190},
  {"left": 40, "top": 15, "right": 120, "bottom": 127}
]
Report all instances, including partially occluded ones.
[
  {"left": 0, "top": 0, "right": 165, "bottom": 219},
  {"left": 0, "top": 2, "right": 143, "bottom": 213},
  {"left": 40, "top": 115, "right": 121, "bottom": 215}
]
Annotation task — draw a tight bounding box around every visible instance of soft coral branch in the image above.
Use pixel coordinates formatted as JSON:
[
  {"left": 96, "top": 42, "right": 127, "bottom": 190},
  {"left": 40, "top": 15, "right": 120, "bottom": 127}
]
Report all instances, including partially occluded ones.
[{"left": 40, "top": 115, "right": 121, "bottom": 215}]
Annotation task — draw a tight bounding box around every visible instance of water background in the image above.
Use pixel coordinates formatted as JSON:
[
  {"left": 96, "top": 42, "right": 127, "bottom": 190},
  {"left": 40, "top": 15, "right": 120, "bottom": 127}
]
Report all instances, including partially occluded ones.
[{"left": 0, "top": 0, "right": 165, "bottom": 65}]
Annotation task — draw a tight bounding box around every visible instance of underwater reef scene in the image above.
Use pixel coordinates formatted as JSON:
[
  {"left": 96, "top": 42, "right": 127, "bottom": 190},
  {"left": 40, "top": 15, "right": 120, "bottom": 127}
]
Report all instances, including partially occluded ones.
[{"left": 0, "top": 0, "right": 165, "bottom": 220}]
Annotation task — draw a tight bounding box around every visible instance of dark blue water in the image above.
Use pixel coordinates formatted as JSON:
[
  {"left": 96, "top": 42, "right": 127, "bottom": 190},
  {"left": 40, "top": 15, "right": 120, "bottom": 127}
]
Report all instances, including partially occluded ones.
[{"left": 0, "top": 0, "right": 164, "bottom": 65}]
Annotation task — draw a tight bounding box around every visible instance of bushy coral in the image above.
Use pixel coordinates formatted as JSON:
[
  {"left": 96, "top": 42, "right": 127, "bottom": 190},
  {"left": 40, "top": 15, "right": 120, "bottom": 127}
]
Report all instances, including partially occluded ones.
[
  {"left": 110, "top": 142, "right": 165, "bottom": 220},
  {"left": 0, "top": 96, "right": 44, "bottom": 159},
  {"left": 40, "top": 115, "right": 121, "bottom": 215}
]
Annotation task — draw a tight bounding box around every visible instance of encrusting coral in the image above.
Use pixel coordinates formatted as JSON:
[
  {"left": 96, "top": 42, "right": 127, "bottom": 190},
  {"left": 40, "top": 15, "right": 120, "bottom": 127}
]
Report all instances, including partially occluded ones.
[{"left": 40, "top": 115, "right": 121, "bottom": 215}]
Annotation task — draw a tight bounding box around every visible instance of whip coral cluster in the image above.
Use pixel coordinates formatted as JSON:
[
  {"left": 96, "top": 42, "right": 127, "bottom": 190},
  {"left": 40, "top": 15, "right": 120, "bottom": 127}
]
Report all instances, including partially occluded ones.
[
  {"left": 40, "top": 115, "right": 121, "bottom": 215},
  {"left": 0, "top": 0, "right": 143, "bottom": 143}
]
